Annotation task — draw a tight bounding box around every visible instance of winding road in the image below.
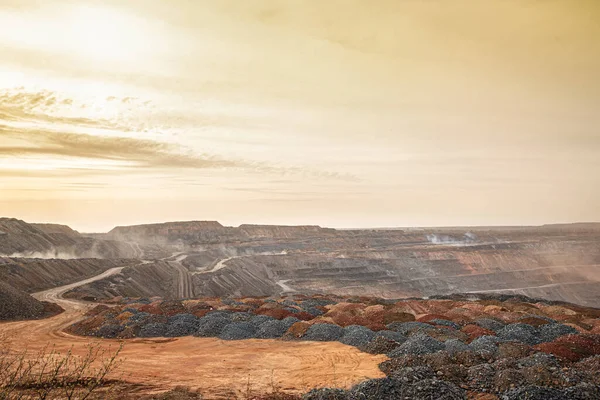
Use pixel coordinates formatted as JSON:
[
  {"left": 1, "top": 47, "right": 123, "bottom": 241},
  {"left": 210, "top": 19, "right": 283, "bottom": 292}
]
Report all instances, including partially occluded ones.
[{"left": 0, "top": 259, "right": 384, "bottom": 398}]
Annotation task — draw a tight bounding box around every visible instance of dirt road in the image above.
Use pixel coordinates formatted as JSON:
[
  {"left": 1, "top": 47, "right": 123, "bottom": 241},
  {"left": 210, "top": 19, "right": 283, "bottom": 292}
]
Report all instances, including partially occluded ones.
[{"left": 0, "top": 264, "right": 385, "bottom": 399}]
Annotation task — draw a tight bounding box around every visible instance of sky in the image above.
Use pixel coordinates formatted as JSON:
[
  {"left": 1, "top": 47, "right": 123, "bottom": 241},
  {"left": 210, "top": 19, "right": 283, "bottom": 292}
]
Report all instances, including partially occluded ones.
[{"left": 0, "top": 0, "right": 599, "bottom": 232}]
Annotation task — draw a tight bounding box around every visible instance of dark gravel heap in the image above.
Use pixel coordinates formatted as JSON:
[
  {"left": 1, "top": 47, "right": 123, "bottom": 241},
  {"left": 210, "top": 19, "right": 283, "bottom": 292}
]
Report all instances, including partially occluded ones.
[
  {"left": 340, "top": 325, "right": 376, "bottom": 347},
  {"left": 469, "top": 335, "right": 503, "bottom": 356},
  {"left": 430, "top": 319, "right": 461, "bottom": 330},
  {"left": 389, "top": 365, "right": 435, "bottom": 384},
  {"left": 95, "top": 324, "right": 125, "bottom": 338},
  {"left": 128, "top": 312, "right": 151, "bottom": 323},
  {"left": 165, "top": 321, "right": 199, "bottom": 337},
  {"left": 474, "top": 318, "right": 506, "bottom": 332},
  {"left": 139, "top": 322, "right": 168, "bottom": 337},
  {"left": 218, "top": 321, "right": 257, "bottom": 340},
  {"left": 302, "top": 388, "right": 348, "bottom": 400},
  {"left": 374, "top": 330, "right": 406, "bottom": 343},
  {"left": 445, "top": 339, "right": 469, "bottom": 354},
  {"left": 349, "top": 377, "right": 404, "bottom": 399},
  {"left": 255, "top": 319, "right": 294, "bottom": 339},
  {"left": 168, "top": 313, "right": 199, "bottom": 325},
  {"left": 517, "top": 352, "right": 561, "bottom": 368},
  {"left": 497, "top": 324, "right": 541, "bottom": 345},
  {"left": 230, "top": 312, "right": 254, "bottom": 322},
  {"left": 194, "top": 317, "right": 231, "bottom": 337},
  {"left": 539, "top": 323, "right": 578, "bottom": 342},
  {"left": 467, "top": 363, "right": 495, "bottom": 392},
  {"left": 302, "top": 324, "right": 344, "bottom": 342},
  {"left": 388, "top": 334, "right": 444, "bottom": 357},
  {"left": 400, "top": 379, "right": 466, "bottom": 400},
  {"left": 561, "top": 383, "right": 600, "bottom": 400},
  {"left": 359, "top": 336, "right": 402, "bottom": 355},
  {"left": 500, "top": 385, "right": 566, "bottom": 400},
  {"left": 0, "top": 280, "right": 46, "bottom": 321},
  {"left": 249, "top": 314, "right": 275, "bottom": 327},
  {"left": 386, "top": 321, "right": 433, "bottom": 335}
]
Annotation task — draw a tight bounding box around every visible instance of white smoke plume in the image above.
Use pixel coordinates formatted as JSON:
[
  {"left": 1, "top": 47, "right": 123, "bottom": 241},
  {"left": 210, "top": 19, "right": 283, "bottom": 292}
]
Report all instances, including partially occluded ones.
[
  {"left": 2, "top": 249, "right": 79, "bottom": 259},
  {"left": 426, "top": 232, "right": 477, "bottom": 245}
]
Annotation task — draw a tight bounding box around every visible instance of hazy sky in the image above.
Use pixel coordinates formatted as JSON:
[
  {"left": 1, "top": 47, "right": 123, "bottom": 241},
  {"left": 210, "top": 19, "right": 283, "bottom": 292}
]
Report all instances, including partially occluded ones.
[{"left": 1, "top": 0, "right": 599, "bottom": 232}]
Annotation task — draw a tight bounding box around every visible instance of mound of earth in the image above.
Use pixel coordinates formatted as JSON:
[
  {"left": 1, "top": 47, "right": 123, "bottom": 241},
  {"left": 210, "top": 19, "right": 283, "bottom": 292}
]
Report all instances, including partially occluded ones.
[{"left": 0, "top": 280, "right": 62, "bottom": 321}]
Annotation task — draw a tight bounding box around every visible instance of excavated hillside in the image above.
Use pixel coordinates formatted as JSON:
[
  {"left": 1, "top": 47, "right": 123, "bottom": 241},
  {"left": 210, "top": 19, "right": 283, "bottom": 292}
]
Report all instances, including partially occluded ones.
[
  {"left": 0, "top": 218, "right": 167, "bottom": 259},
  {"left": 63, "top": 224, "right": 600, "bottom": 307},
  {"left": 0, "top": 257, "right": 133, "bottom": 293}
]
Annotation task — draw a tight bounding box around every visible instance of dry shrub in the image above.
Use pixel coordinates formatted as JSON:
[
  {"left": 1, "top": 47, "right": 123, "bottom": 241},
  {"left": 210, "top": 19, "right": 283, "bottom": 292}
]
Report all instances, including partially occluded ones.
[{"left": 0, "top": 335, "right": 124, "bottom": 400}]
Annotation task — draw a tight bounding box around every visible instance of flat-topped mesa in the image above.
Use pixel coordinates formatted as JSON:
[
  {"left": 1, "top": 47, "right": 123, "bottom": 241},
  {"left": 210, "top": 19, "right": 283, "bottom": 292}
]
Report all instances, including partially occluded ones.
[
  {"left": 31, "top": 223, "right": 81, "bottom": 236},
  {"left": 106, "top": 221, "right": 231, "bottom": 244},
  {"left": 238, "top": 224, "right": 337, "bottom": 239}
]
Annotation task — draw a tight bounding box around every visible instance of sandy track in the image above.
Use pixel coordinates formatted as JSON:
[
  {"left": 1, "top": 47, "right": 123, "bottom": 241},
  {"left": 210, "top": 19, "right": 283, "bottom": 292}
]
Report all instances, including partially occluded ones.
[{"left": 0, "top": 264, "right": 385, "bottom": 399}]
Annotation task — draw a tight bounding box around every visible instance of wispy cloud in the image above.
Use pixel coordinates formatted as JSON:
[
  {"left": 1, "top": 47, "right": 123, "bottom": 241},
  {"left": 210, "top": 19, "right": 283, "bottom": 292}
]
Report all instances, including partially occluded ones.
[{"left": 0, "top": 88, "right": 355, "bottom": 180}]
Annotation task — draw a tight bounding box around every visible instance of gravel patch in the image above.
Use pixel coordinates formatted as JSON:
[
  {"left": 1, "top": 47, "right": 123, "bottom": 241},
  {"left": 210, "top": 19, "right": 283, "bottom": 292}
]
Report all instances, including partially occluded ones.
[
  {"left": 497, "top": 324, "right": 541, "bottom": 345},
  {"left": 430, "top": 319, "right": 461, "bottom": 330},
  {"left": 249, "top": 314, "right": 275, "bottom": 327},
  {"left": 539, "top": 323, "right": 578, "bottom": 343},
  {"left": 302, "top": 388, "right": 348, "bottom": 400},
  {"left": 168, "top": 313, "right": 199, "bottom": 325},
  {"left": 389, "top": 365, "right": 435, "bottom": 383},
  {"left": 469, "top": 335, "right": 503, "bottom": 356},
  {"left": 388, "top": 334, "right": 445, "bottom": 357},
  {"left": 340, "top": 325, "right": 376, "bottom": 347},
  {"left": 375, "top": 330, "right": 407, "bottom": 343},
  {"left": 139, "top": 322, "right": 168, "bottom": 337},
  {"left": 401, "top": 379, "right": 466, "bottom": 400},
  {"left": 349, "top": 377, "right": 404, "bottom": 399},
  {"left": 128, "top": 311, "right": 151, "bottom": 324},
  {"left": 302, "top": 324, "right": 344, "bottom": 342},
  {"left": 165, "top": 321, "right": 199, "bottom": 337},
  {"left": 475, "top": 318, "right": 506, "bottom": 332},
  {"left": 445, "top": 339, "right": 469, "bottom": 354},
  {"left": 386, "top": 321, "right": 434, "bottom": 335},
  {"left": 203, "top": 311, "right": 232, "bottom": 320},
  {"left": 359, "top": 336, "right": 402, "bottom": 355},
  {"left": 194, "top": 317, "right": 231, "bottom": 337},
  {"left": 500, "top": 385, "right": 565, "bottom": 400},
  {"left": 467, "top": 363, "right": 495, "bottom": 391},
  {"left": 517, "top": 352, "right": 561, "bottom": 368},
  {"left": 561, "top": 383, "right": 600, "bottom": 400},
  {"left": 255, "top": 319, "right": 291, "bottom": 339},
  {"left": 95, "top": 324, "right": 125, "bottom": 338},
  {"left": 230, "top": 312, "right": 254, "bottom": 322},
  {"left": 218, "top": 322, "right": 257, "bottom": 340}
]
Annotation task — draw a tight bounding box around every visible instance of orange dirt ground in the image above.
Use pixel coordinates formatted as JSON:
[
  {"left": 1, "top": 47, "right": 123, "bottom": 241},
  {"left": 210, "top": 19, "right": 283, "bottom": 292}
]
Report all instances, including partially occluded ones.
[{"left": 0, "top": 280, "right": 386, "bottom": 399}]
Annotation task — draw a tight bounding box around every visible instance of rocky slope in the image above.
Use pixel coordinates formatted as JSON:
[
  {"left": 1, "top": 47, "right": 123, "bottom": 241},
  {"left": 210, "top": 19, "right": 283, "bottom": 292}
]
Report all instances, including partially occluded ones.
[
  {"left": 0, "top": 257, "right": 133, "bottom": 293},
  {"left": 0, "top": 218, "right": 164, "bottom": 259},
  {"left": 0, "top": 280, "right": 61, "bottom": 321}
]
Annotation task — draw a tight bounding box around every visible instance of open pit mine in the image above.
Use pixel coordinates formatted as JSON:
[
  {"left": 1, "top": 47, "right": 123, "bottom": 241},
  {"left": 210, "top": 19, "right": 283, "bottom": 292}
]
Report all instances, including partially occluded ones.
[{"left": 1, "top": 217, "right": 599, "bottom": 399}]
